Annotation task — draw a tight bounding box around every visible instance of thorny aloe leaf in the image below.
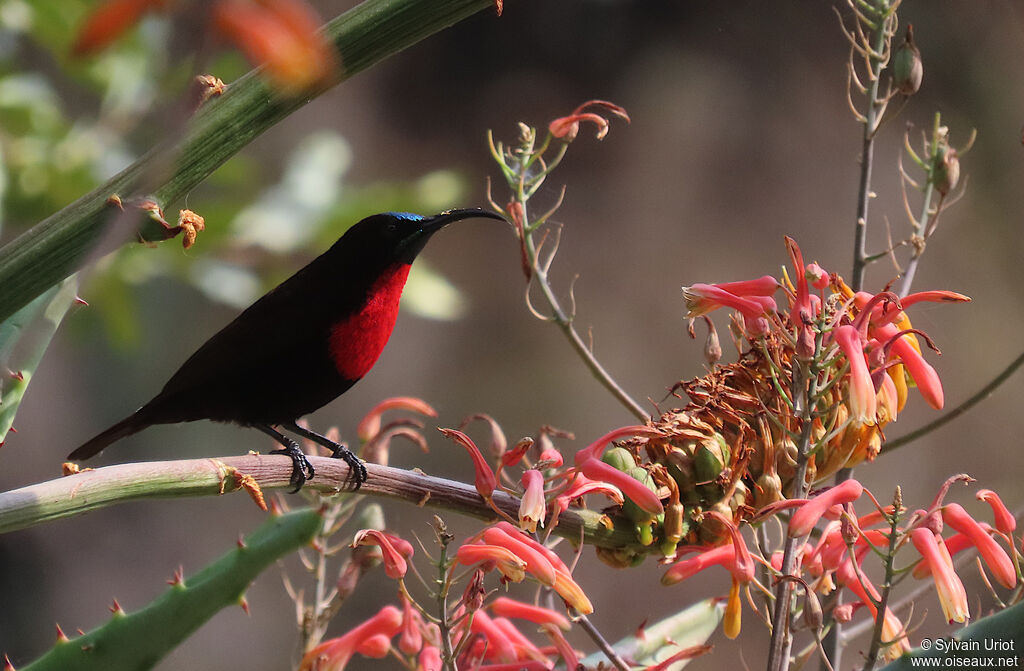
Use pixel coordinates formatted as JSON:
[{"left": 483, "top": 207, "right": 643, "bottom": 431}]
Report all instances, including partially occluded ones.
[
  {"left": 21, "top": 508, "right": 322, "bottom": 671},
  {"left": 579, "top": 598, "right": 723, "bottom": 671},
  {"left": 879, "top": 599, "right": 1024, "bottom": 671},
  {"left": 0, "top": 276, "right": 78, "bottom": 445}
]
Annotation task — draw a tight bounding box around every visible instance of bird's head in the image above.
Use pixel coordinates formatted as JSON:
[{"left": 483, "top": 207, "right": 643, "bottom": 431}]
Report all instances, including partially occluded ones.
[{"left": 344, "top": 208, "right": 508, "bottom": 265}]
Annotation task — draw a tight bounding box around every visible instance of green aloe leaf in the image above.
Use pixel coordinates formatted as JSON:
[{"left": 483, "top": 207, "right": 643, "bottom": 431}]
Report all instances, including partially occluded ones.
[{"left": 21, "top": 508, "right": 322, "bottom": 671}]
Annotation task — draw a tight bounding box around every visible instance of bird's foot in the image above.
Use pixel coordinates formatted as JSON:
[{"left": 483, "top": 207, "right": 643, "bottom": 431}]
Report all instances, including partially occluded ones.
[
  {"left": 328, "top": 443, "right": 368, "bottom": 490},
  {"left": 269, "top": 442, "right": 315, "bottom": 493},
  {"left": 283, "top": 421, "right": 367, "bottom": 491}
]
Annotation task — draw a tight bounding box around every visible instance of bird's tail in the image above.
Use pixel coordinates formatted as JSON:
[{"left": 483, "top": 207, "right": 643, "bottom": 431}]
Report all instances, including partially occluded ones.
[{"left": 68, "top": 414, "right": 147, "bottom": 461}]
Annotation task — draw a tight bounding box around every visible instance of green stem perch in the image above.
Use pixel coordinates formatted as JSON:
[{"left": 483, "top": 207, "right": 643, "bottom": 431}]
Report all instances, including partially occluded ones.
[
  {"left": 0, "top": 0, "right": 495, "bottom": 325},
  {"left": 22, "top": 508, "right": 322, "bottom": 671},
  {"left": 0, "top": 456, "right": 638, "bottom": 549}
]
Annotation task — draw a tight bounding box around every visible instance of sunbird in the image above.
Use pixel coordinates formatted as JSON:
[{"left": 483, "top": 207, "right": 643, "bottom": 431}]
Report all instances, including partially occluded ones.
[{"left": 69, "top": 208, "right": 505, "bottom": 490}]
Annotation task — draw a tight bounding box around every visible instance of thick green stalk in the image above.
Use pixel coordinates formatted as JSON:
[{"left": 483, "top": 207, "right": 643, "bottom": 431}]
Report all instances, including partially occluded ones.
[
  {"left": 22, "top": 508, "right": 321, "bottom": 671},
  {"left": 0, "top": 456, "right": 639, "bottom": 549},
  {"left": 0, "top": 0, "right": 494, "bottom": 325}
]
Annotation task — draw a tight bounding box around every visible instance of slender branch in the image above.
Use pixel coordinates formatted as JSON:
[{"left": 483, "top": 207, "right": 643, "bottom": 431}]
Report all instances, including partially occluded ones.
[
  {"left": 850, "top": 2, "right": 895, "bottom": 292},
  {"left": 576, "top": 614, "right": 631, "bottom": 671},
  {"left": 881, "top": 349, "right": 1024, "bottom": 455},
  {"left": 518, "top": 183, "right": 649, "bottom": 422},
  {"left": 0, "top": 0, "right": 495, "bottom": 325},
  {"left": 0, "top": 455, "right": 638, "bottom": 549},
  {"left": 861, "top": 501, "right": 901, "bottom": 671}
]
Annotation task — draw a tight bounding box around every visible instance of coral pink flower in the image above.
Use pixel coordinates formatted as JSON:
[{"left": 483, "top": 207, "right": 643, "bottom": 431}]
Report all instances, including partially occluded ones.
[
  {"left": 519, "top": 469, "right": 547, "bottom": 532},
  {"left": 683, "top": 283, "right": 768, "bottom": 320},
  {"left": 942, "top": 503, "right": 1017, "bottom": 588},
  {"left": 543, "top": 623, "right": 580, "bottom": 669},
  {"left": 661, "top": 544, "right": 738, "bottom": 585},
  {"left": 440, "top": 428, "right": 496, "bottom": 501},
  {"left": 491, "top": 617, "right": 546, "bottom": 661},
  {"left": 469, "top": 610, "right": 517, "bottom": 662},
  {"left": 549, "top": 100, "right": 630, "bottom": 142},
  {"left": 399, "top": 596, "right": 423, "bottom": 655},
  {"left": 481, "top": 526, "right": 557, "bottom": 587},
  {"left": 72, "top": 0, "right": 163, "bottom": 55},
  {"left": 455, "top": 544, "right": 527, "bottom": 583},
  {"left": 552, "top": 473, "right": 624, "bottom": 513},
  {"left": 911, "top": 528, "right": 970, "bottom": 623},
  {"left": 351, "top": 529, "right": 411, "bottom": 579},
  {"left": 300, "top": 605, "right": 403, "bottom": 671},
  {"left": 789, "top": 479, "right": 864, "bottom": 538},
  {"left": 490, "top": 596, "right": 571, "bottom": 631},
  {"left": 573, "top": 426, "right": 658, "bottom": 465},
  {"left": 418, "top": 646, "right": 442, "bottom": 671},
  {"left": 834, "top": 325, "right": 876, "bottom": 426},
  {"left": 578, "top": 458, "right": 664, "bottom": 516},
  {"left": 874, "top": 322, "right": 944, "bottom": 409},
  {"left": 837, "top": 558, "right": 911, "bottom": 661},
  {"left": 357, "top": 396, "right": 437, "bottom": 442},
  {"left": 977, "top": 489, "right": 1016, "bottom": 536},
  {"left": 212, "top": 0, "right": 336, "bottom": 94}
]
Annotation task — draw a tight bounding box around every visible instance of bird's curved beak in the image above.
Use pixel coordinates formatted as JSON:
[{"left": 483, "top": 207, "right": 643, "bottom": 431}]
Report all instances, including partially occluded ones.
[
  {"left": 419, "top": 208, "right": 508, "bottom": 234},
  {"left": 396, "top": 208, "right": 508, "bottom": 263}
]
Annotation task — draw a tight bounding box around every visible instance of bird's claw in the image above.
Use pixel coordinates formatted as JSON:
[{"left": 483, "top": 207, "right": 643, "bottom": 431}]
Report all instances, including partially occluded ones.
[
  {"left": 271, "top": 443, "right": 315, "bottom": 493},
  {"left": 329, "top": 443, "right": 368, "bottom": 490}
]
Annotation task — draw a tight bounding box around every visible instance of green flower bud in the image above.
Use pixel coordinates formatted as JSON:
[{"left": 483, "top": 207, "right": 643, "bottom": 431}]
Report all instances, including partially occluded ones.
[{"left": 893, "top": 24, "right": 923, "bottom": 95}]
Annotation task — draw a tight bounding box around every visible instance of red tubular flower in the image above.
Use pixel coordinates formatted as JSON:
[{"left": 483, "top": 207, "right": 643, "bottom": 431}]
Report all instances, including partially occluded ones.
[
  {"left": 455, "top": 544, "right": 527, "bottom": 583},
  {"left": 549, "top": 100, "right": 629, "bottom": 142},
  {"left": 481, "top": 527, "right": 557, "bottom": 586},
  {"left": 977, "top": 489, "right": 1016, "bottom": 536},
  {"left": 213, "top": 0, "right": 336, "bottom": 94},
  {"left": 578, "top": 457, "right": 664, "bottom": 516},
  {"left": 351, "top": 529, "right": 411, "bottom": 579},
  {"left": 469, "top": 610, "right": 517, "bottom": 663},
  {"left": 836, "top": 556, "right": 911, "bottom": 661},
  {"left": 789, "top": 479, "right": 864, "bottom": 538},
  {"left": 518, "top": 469, "right": 547, "bottom": 532},
  {"left": 661, "top": 544, "right": 736, "bottom": 585},
  {"left": 834, "top": 325, "right": 876, "bottom": 426},
  {"left": 355, "top": 634, "right": 392, "bottom": 658},
  {"left": 542, "top": 623, "right": 580, "bottom": 669},
  {"left": 490, "top": 596, "right": 571, "bottom": 631},
  {"left": 493, "top": 521, "right": 571, "bottom": 573},
  {"left": 72, "top": 0, "right": 164, "bottom": 55},
  {"left": 551, "top": 569, "right": 594, "bottom": 615},
  {"left": 300, "top": 605, "right": 403, "bottom": 671},
  {"left": 440, "top": 428, "right": 496, "bottom": 501},
  {"left": 418, "top": 646, "right": 442, "bottom": 671},
  {"left": 552, "top": 473, "right": 623, "bottom": 513},
  {"left": 490, "top": 617, "right": 547, "bottom": 661},
  {"left": 485, "top": 523, "right": 594, "bottom": 613},
  {"left": 912, "top": 530, "right": 981, "bottom": 579},
  {"left": 942, "top": 503, "right": 1017, "bottom": 588},
  {"left": 357, "top": 396, "right": 437, "bottom": 442},
  {"left": 573, "top": 425, "right": 658, "bottom": 465},
  {"left": 476, "top": 663, "right": 552, "bottom": 671},
  {"left": 910, "top": 528, "right": 970, "bottom": 623},
  {"left": 874, "top": 322, "right": 944, "bottom": 409},
  {"left": 682, "top": 283, "right": 768, "bottom": 321},
  {"left": 399, "top": 595, "right": 423, "bottom": 655}
]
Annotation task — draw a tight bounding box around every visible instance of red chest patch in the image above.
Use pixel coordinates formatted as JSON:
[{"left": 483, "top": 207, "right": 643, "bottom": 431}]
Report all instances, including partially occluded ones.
[{"left": 328, "top": 264, "right": 412, "bottom": 381}]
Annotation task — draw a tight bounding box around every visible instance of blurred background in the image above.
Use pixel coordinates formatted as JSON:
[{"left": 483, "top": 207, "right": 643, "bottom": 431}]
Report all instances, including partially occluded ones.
[{"left": 1, "top": 0, "right": 1023, "bottom": 668}]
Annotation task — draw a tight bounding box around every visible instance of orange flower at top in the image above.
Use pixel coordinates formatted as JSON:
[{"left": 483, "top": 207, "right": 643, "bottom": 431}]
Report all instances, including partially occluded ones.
[
  {"left": 73, "top": 0, "right": 337, "bottom": 94},
  {"left": 213, "top": 0, "right": 337, "bottom": 93},
  {"left": 549, "top": 100, "right": 630, "bottom": 142},
  {"left": 72, "top": 0, "right": 166, "bottom": 56}
]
